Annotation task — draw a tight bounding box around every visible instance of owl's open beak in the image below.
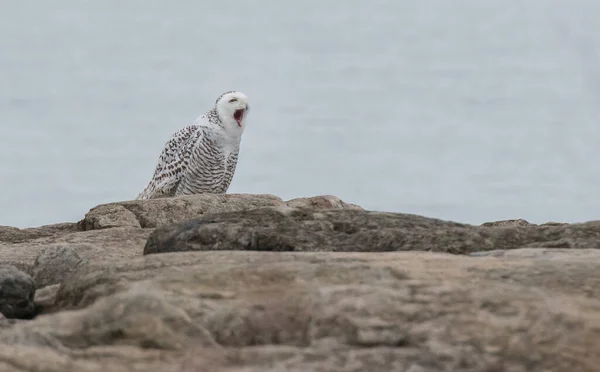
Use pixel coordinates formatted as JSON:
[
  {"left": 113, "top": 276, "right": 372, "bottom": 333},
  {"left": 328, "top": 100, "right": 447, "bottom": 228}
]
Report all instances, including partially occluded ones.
[{"left": 233, "top": 109, "right": 245, "bottom": 127}]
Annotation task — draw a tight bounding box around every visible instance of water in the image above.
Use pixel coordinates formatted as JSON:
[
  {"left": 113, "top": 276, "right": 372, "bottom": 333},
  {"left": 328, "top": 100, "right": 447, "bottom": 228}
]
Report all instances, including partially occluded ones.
[{"left": 1, "top": 1, "right": 599, "bottom": 228}]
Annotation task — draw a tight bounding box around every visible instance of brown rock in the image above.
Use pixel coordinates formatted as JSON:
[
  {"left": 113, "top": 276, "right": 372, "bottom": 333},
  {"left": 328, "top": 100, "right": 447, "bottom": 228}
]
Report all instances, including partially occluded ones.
[
  {"left": 0, "top": 223, "right": 79, "bottom": 244},
  {"left": 285, "top": 195, "right": 364, "bottom": 210},
  {"left": 0, "top": 194, "right": 364, "bottom": 271},
  {"left": 2, "top": 288, "right": 217, "bottom": 349},
  {"left": 3, "top": 194, "right": 600, "bottom": 371},
  {"left": 81, "top": 204, "right": 141, "bottom": 230},
  {"left": 0, "top": 228, "right": 152, "bottom": 268},
  {"left": 0, "top": 250, "right": 597, "bottom": 371},
  {"left": 0, "top": 344, "right": 228, "bottom": 372},
  {"left": 81, "top": 193, "right": 287, "bottom": 230},
  {"left": 144, "top": 207, "right": 600, "bottom": 255},
  {"left": 0, "top": 313, "right": 16, "bottom": 329},
  {"left": 80, "top": 193, "right": 363, "bottom": 232},
  {"left": 34, "top": 284, "right": 60, "bottom": 314},
  {"left": 481, "top": 218, "right": 533, "bottom": 227}
]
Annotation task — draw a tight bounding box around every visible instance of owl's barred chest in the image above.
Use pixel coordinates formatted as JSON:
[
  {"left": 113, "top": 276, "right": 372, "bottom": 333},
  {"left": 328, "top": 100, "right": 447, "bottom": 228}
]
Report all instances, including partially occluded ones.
[
  {"left": 180, "top": 139, "right": 239, "bottom": 194},
  {"left": 217, "top": 149, "right": 239, "bottom": 175}
]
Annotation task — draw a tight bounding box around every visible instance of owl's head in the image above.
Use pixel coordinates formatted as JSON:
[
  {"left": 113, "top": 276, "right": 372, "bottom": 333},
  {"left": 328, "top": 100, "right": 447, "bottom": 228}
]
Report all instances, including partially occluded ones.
[{"left": 215, "top": 91, "right": 250, "bottom": 135}]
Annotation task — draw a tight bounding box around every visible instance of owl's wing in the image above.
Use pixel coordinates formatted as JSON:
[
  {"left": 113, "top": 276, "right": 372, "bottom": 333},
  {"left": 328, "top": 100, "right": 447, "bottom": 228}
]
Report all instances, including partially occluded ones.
[{"left": 136, "top": 125, "right": 201, "bottom": 200}]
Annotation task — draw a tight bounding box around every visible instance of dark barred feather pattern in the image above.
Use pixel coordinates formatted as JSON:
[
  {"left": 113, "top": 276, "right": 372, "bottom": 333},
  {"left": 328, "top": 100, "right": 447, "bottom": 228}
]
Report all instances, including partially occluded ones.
[{"left": 136, "top": 109, "right": 240, "bottom": 200}]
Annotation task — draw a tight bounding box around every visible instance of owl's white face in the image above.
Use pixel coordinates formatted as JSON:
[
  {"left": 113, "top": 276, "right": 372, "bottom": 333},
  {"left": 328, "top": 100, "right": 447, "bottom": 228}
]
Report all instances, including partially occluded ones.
[{"left": 215, "top": 91, "right": 250, "bottom": 135}]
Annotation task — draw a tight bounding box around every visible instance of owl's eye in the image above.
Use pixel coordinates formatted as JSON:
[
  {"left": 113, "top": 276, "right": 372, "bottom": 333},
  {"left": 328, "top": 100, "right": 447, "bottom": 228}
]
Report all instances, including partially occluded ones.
[{"left": 229, "top": 98, "right": 238, "bottom": 103}]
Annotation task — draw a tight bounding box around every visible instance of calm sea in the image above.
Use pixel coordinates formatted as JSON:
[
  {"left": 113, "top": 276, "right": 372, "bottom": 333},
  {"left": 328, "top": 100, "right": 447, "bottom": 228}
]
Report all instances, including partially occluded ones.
[{"left": 1, "top": 0, "right": 599, "bottom": 227}]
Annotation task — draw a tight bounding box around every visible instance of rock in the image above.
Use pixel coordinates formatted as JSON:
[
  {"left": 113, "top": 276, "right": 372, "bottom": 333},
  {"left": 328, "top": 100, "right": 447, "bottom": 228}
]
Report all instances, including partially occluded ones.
[
  {"left": 0, "top": 194, "right": 364, "bottom": 269},
  {"left": 0, "top": 223, "right": 79, "bottom": 244},
  {"left": 471, "top": 247, "right": 600, "bottom": 259},
  {"left": 142, "top": 207, "right": 469, "bottom": 255},
  {"left": 81, "top": 193, "right": 287, "bottom": 230},
  {"left": 0, "top": 261, "right": 33, "bottom": 276},
  {"left": 0, "top": 344, "right": 226, "bottom": 372},
  {"left": 0, "top": 228, "right": 152, "bottom": 268},
  {"left": 2, "top": 288, "right": 217, "bottom": 350},
  {"left": 3, "top": 194, "right": 600, "bottom": 370},
  {"left": 285, "top": 195, "right": 364, "bottom": 210},
  {"left": 144, "top": 207, "right": 600, "bottom": 255},
  {"left": 481, "top": 218, "right": 533, "bottom": 227},
  {"left": 0, "top": 313, "right": 16, "bottom": 329},
  {"left": 0, "top": 250, "right": 595, "bottom": 371},
  {"left": 34, "top": 284, "right": 60, "bottom": 314},
  {"left": 32, "top": 244, "right": 88, "bottom": 288},
  {"left": 0, "top": 265, "right": 36, "bottom": 319},
  {"left": 80, "top": 194, "right": 362, "bottom": 231},
  {"left": 81, "top": 204, "right": 141, "bottom": 230}
]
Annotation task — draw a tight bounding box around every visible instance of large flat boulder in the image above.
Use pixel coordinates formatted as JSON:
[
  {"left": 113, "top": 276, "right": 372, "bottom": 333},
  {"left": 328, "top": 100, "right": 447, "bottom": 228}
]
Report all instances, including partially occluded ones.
[
  {"left": 144, "top": 207, "right": 600, "bottom": 255},
  {"left": 0, "top": 250, "right": 598, "bottom": 371}
]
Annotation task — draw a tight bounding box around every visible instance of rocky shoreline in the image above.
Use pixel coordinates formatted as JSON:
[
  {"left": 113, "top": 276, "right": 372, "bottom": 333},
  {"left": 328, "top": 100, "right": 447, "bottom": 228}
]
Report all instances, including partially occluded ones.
[{"left": 1, "top": 193, "right": 599, "bottom": 371}]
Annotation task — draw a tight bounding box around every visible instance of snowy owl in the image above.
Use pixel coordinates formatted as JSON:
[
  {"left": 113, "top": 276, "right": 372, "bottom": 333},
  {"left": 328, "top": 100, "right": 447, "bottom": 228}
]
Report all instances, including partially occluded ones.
[{"left": 136, "top": 91, "right": 250, "bottom": 200}]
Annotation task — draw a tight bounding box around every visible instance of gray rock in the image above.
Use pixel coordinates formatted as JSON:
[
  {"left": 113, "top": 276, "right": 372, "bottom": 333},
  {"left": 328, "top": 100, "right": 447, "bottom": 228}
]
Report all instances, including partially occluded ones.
[
  {"left": 0, "top": 265, "right": 36, "bottom": 319},
  {"left": 143, "top": 207, "right": 600, "bottom": 255},
  {"left": 32, "top": 244, "right": 88, "bottom": 288}
]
